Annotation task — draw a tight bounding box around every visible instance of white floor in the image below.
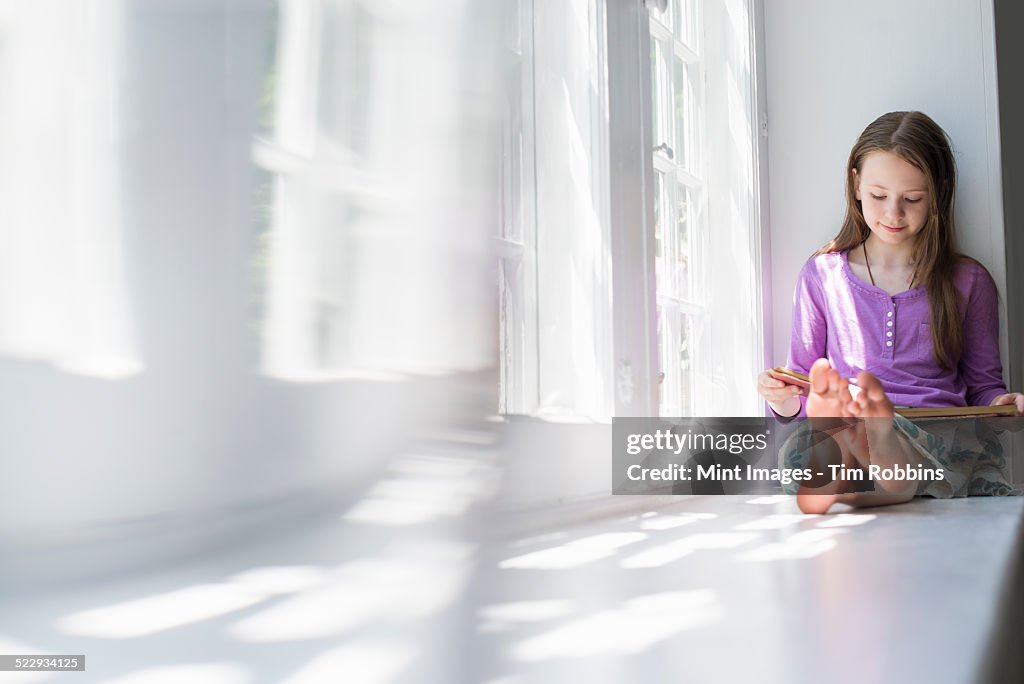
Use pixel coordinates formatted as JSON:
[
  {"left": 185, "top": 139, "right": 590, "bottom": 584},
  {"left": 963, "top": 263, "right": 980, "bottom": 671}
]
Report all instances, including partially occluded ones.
[
  {"left": 0, "top": 424, "right": 500, "bottom": 684},
  {"left": 2, "top": 460, "right": 1022, "bottom": 683},
  {"left": 474, "top": 495, "right": 1024, "bottom": 684}
]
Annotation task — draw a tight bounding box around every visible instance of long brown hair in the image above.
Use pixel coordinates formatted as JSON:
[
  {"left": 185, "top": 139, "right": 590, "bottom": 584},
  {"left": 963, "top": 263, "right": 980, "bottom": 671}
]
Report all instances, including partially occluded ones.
[{"left": 819, "top": 111, "right": 963, "bottom": 369}]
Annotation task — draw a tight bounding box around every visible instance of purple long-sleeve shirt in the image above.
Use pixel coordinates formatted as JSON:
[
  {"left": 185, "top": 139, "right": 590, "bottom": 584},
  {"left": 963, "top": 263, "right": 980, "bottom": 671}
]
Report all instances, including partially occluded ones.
[{"left": 783, "top": 251, "right": 1006, "bottom": 418}]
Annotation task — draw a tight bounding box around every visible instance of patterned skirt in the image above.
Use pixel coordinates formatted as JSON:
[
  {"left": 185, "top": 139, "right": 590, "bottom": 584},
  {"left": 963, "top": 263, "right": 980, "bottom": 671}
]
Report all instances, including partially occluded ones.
[{"left": 778, "top": 415, "right": 1021, "bottom": 498}]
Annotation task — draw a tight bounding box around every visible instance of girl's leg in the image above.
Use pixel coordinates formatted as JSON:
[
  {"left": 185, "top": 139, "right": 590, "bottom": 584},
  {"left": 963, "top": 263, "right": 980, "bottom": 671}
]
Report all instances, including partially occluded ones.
[
  {"left": 797, "top": 359, "right": 918, "bottom": 513},
  {"left": 794, "top": 360, "right": 857, "bottom": 513},
  {"left": 834, "top": 370, "right": 922, "bottom": 506}
]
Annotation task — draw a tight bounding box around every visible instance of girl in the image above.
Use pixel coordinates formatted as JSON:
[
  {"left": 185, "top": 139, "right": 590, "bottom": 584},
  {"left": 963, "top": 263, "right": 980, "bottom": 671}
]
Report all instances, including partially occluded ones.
[{"left": 756, "top": 111, "right": 1024, "bottom": 514}]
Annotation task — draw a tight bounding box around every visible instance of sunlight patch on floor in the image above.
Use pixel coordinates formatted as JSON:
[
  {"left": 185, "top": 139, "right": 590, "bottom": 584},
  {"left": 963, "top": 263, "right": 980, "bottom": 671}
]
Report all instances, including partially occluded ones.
[
  {"left": 280, "top": 640, "right": 417, "bottom": 684},
  {"left": 735, "top": 529, "right": 845, "bottom": 562},
  {"left": 506, "top": 590, "right": 722, "bottom": 662},
  {"left": 57, "top": 584, "right": 268, "bottom": 639},
  {"left": 619, "top": 532, "right": 759, "bottom": 569},
  {"left": 499, "top": 533, "right": 647, "bottom": 570}
]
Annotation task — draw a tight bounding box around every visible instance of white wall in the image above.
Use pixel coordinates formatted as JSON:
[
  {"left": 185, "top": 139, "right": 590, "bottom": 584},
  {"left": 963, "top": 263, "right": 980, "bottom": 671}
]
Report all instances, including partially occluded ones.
[{"left": 763, "top": 0, "right": 1006, "bottom": 373}]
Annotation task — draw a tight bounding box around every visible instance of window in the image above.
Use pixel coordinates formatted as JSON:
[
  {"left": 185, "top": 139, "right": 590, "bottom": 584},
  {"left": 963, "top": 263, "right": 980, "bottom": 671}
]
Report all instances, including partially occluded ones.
[
  {"left": 649, "top": 0, "right": 765, "bottom": 417},
  {"left": 499, "top": 0, "right": 765, "bottom": 419},
  {"left": 649, "top": 0, "right": 705, "bottom": 416}
]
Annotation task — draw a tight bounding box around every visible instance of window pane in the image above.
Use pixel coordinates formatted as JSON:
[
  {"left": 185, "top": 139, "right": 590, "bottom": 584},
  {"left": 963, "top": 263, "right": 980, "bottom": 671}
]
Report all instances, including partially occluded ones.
[
  {"left": 678, "top": 312, "right": 693, "bottom": 416},
  {"left": 674, "top": 57, "right": 698, "bottom": 173},
  {"left": 675, "top": 183, "right": 692, "bottom": 300},
  {"left": 654, "top": 171, "right": 664, "bottom": 260},
  {"left": 656, "top": 302, "right": 666, "bottom": 408},
  {"left": 675, "top": 0, "right": 699, "bottom": 52},
  {"left": 654, "top": 170, "right": 674, "bottom": 294},
  {"left": 651, "top": 38, "right": 673, "bottom": 155},
  {"left": 657, "top": 302, "right": 678, "bottom": 414},
  {"left": 656, "top": 304, "right": 694, "bottom": 416},
  {"left": 651, "top": 0, "right": 673, "bottom": 29},
  {"left": 673, "top": 57, "right": 686, "bottom": 173}
]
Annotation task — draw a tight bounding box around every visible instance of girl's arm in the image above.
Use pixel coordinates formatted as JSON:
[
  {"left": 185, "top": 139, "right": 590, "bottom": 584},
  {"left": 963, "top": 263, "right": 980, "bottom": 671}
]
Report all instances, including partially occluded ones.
[
  {"left": 960, "top": 264, "right": 1009, "bottom": 406},
  {"left": 770, "top": 259, "right": 828, "bottom": 419}
]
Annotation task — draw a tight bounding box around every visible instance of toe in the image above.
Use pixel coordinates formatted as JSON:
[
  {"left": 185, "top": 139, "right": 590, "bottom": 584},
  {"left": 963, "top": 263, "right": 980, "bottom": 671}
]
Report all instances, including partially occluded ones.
[
  {"left": 855, "top": 371, "right": 893, "bottom": 416},
  {"left": 826, "top": 369, "right": 843, "bottom": 397},
  {"left": 837, "top": 377, "right": 853, "bottom": 404},
  {"left": 856, "top": 370, "right": 883, "bottom": 396},
  {"left": 809, "top": 358, "right": 832, "bottom": 394}
]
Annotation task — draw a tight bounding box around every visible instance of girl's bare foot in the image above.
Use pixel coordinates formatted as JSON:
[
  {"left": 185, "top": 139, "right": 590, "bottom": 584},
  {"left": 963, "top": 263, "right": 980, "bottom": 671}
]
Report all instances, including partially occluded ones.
[
  {"left": 796, "top": 364, "right": 918, "bottom": 512},
  {"left": 797, "top": 359, "right": 856, "bottom": 514},
  {"left": 804, "top": 358, "right": 854, "bottom": 419},
  {"left": 849, "top": 370, "right": 894, "bottom": 421},
  {"left": 846, "top": 371, "right": 917, "bottom": 498}
]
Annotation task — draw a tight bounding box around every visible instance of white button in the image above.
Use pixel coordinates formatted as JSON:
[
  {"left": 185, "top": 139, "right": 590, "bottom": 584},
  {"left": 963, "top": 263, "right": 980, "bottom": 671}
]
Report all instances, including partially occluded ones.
[
  {"left": 886, "top": 341, "right": 893, "bottom": 347},
  {"left": 887, "top": 321, "right": 893, "bottom": 327},
  {"left": 887, "top": 331, "right": 893, "bottom": 337},
  {"left": 887, "top": 311, "right": 893, "bottom": 317}
]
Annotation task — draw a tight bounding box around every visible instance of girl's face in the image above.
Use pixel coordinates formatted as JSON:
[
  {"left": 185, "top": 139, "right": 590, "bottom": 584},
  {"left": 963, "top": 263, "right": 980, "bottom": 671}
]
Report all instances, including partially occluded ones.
[{"left": 853, "top": 150, "right": 931, "bottom": 248}]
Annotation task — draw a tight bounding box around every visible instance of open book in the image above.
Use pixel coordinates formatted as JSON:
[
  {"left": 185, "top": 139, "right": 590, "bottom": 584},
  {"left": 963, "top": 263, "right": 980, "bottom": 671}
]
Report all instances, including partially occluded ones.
[{"left": 768, "top": 367, "right": 1021, "bottom": 418}]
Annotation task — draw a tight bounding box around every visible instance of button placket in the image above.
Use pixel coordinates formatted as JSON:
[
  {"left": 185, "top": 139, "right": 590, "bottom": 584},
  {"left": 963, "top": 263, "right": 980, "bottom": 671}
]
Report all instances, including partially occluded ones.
[{"left": 883, "top": 304, "right": 895, "bottom": 357}]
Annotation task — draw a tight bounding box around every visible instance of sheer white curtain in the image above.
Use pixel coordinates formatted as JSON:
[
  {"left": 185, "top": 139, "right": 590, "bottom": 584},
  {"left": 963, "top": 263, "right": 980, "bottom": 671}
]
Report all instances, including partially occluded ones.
[
  {"left": 701, "top": 0, "right": 763, "bottom": 416},
  {"left": 0, "top": 0, "right": 139, "bottom": 378},
  {"left": 529, "top": 0, "right": 613, "bottom": 419}
]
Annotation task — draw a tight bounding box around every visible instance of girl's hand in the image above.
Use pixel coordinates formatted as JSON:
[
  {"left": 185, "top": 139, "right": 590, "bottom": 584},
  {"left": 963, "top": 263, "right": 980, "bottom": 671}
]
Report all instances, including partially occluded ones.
[
  {"left": 991, "top": 392, "right": 1024, "bottom": 416},
  {"left": 757, "top": 370, "right": 804, "bottom": 417}
]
